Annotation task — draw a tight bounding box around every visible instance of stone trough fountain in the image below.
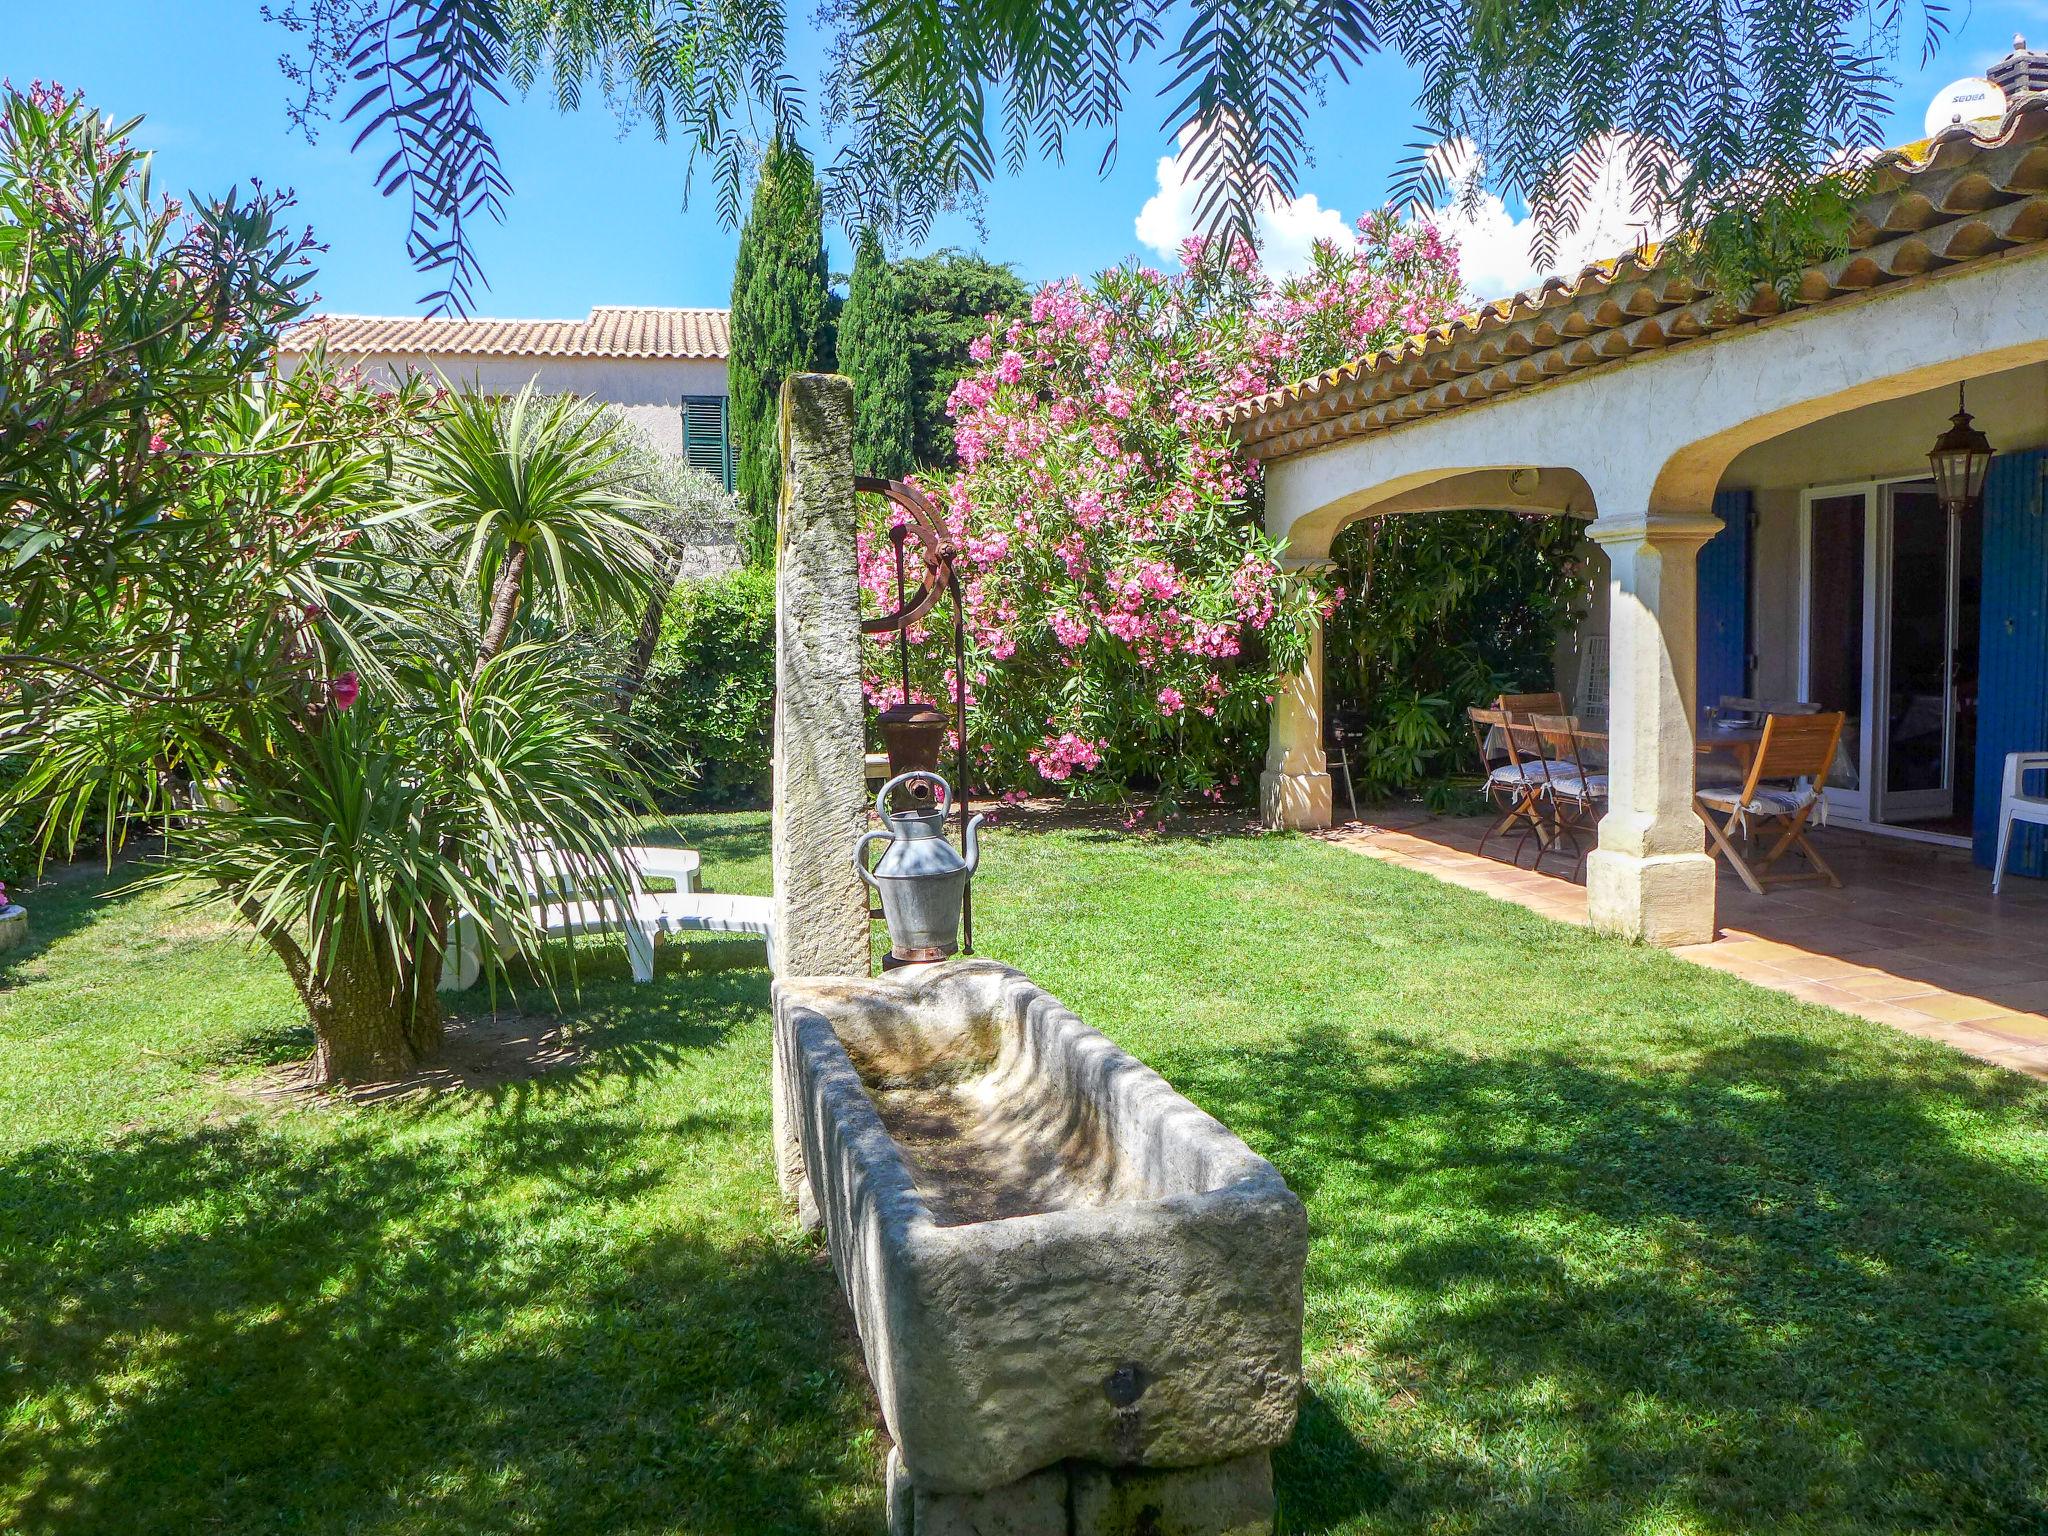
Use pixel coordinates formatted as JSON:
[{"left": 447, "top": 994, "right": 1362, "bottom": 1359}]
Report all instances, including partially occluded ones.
[
  {"left": 764, "top": 375, "right": 1307, "bottom": 1533},
  {"left": 773, "top": 960, "right": 1308, "bottom": 1536}
]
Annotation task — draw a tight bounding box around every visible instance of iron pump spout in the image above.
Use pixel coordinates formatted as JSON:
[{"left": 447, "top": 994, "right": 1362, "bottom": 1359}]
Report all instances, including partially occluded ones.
[{"left": 962, "top": 808, "right": 984, "bottom": 877}]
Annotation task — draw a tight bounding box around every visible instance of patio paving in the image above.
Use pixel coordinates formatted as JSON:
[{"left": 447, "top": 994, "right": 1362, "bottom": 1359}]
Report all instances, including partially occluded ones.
[{"left": 1325, "top": 808, "right": 2048, "bottom": 1079}]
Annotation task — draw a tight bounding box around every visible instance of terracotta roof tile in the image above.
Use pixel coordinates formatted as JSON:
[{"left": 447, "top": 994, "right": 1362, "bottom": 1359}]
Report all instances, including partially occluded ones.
[
  {"left": 280, "top": 305, "right": 730, "bottom": 361},
  {"left": 1230, "top": 96, "right": 2048, "bottom": 459}
]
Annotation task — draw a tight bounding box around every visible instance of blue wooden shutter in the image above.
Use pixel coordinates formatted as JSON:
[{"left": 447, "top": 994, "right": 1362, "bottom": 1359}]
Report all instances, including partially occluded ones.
[
  {"left": 682, "top": 395, "right": 732, "bottom": 490},
  {"left": 1973, "top": 448, "right": 2048, "bottom": 874},
  {"left": 1696, "top": 489, "right": 1752, "bottom": 712}
]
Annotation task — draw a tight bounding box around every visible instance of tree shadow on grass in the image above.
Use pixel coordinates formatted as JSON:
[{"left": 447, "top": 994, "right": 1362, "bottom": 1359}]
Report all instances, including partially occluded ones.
[
  {"left": 436, "top": 952, "right": 774, "bottom": 1104},
  {"left": 1156, "top": 1024, "right": 2048, "bottom": 1534},
  {"left": 0, "top": 1111, "right": 875, "bottom": 1536}
]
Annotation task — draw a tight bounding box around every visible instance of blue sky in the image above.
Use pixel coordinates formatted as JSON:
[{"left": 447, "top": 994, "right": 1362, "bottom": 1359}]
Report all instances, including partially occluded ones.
[{"left": 10, "top": 1, "right": 2047, "bottom": 315}]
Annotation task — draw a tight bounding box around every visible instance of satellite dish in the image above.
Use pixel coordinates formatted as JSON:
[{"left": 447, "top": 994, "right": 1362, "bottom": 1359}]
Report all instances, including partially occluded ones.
[{"left": 1924, "top": 77, "right": 2007, "bottom": 137}]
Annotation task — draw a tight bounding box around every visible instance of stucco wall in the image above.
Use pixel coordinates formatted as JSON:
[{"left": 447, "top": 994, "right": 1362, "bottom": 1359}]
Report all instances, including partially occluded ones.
[
  {"left": 281, "top": 349, "right": 742, "bottom": 576},
  {"left": 281, "top": 352, "right": 729, "bottom": 459}
]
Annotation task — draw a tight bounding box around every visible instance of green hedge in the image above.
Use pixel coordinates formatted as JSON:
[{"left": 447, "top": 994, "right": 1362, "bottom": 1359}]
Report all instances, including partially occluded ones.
[{"left": 633, "top": 568, "right": 777, "bottom": 807}]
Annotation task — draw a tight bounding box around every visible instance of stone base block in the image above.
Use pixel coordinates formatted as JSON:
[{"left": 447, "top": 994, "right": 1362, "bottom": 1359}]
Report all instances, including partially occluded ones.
[
  {"left": 890, "top": 1450, "right": 1069, "bottom": 1536},
  {"left": 1586, "top": 848, "right": 1717, "bottom": 947},
  {"left": 1070, "top": 1452, "right": 1274, "bottom": 1536},
  {"left": 1259, "top": 770, "right": 1331, "bottom": 831},
  {"left": 0, "top": 906, "right": 25, "bottom": 955},
  {"left": 889, "top": 1450, "right": 1273, "bottom": 1536}
]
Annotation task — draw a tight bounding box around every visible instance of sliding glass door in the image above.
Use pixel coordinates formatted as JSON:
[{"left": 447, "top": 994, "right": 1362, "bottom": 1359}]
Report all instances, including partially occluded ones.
[
  {"left": 1800, "top": 479, "right": 1963, "bottom": 832},
  {"left": 1872, "top": 482, "right": 1959, "bottom": 824}
]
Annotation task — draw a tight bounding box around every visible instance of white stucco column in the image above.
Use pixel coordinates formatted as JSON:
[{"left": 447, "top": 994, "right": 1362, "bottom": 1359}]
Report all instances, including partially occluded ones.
[
  {"left": 1584, "top": 510, "right": 1721, "bottom": 946},
  {"left": 1260, "top": 575, "right": 1332, "bottom": 831}
]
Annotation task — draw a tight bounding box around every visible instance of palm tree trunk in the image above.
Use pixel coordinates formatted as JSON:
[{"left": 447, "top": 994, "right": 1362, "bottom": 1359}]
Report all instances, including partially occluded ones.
[
  {"left": 476, "top": 541, "right": 530, "bottom": 674},
  {"left": 615, "top": 552, "right": 680, "bottom": 718},
  {"left": 402, "top": 908, "right": 447, "bottom": 1058},
  {"left": 302, "top": 921, "right": 416, "bottom": 1085}
]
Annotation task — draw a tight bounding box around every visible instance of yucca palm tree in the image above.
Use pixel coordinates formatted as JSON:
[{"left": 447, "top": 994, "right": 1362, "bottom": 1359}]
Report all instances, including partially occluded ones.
[
  {"left": 405, "top": 382, "right": 663, "bottom": 675},
  {"left": 6, "top": 371, "right": 665, "bottom": 1085}
]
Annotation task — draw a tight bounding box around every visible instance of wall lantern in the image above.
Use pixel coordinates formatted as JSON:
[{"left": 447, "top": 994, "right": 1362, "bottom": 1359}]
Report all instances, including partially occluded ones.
[{"left": 1928, "top": 382, "right": 1995, "bottom": 515}]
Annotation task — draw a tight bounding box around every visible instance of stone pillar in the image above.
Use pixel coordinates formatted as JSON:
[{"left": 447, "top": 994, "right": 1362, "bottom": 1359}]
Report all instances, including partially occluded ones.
[
  {"left": 1259, "top": 590, "right": 1331, "bottom": 832},
  {"left": 1585, "top": 509, "right": 1721, "bottom": 947},
  {"left": 770, "top": 372, "right": 872, "bottom": 979}
]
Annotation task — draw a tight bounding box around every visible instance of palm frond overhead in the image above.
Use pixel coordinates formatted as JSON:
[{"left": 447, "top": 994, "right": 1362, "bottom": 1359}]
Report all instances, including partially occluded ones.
[{"left": 272, "top": 0, "right": 1949, "bottom": 309}]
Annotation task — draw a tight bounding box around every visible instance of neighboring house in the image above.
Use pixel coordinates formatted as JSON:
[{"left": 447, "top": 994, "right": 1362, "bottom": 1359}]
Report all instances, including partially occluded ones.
[
  {"left": 279, "top": 304, "right": 741, "bottom": 576},
  {"left": 1232, "top": 43, "right": 2048, "bottom": 947}
]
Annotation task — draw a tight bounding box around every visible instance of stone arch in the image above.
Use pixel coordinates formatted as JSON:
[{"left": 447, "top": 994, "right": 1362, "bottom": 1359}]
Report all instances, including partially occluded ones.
[
  {"left": 1273, "top": 465, "right": 1596, "bottom": 565},
  {"left": 1649, "top": 336, "right": 2048, "bottom": 515}
]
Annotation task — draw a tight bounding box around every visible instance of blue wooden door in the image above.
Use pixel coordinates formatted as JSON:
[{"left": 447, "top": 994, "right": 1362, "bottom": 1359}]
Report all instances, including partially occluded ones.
[
  {"left": 1973, "top": 449, "right": 2048, "bottom": 875},
  {"left": 1696, "top": 489, "right": 1752, "bottom": 713}
]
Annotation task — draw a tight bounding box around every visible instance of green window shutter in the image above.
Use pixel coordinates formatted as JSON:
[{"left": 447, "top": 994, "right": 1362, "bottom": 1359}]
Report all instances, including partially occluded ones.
[{"left": 683, "top": 395, "right": 732, "bottom": 490}]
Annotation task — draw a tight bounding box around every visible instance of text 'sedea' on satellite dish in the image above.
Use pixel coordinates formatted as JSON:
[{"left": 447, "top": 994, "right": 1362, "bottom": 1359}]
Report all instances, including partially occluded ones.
[{"left": 1924, "top": 77, "right": 2008, "bottom": 138}]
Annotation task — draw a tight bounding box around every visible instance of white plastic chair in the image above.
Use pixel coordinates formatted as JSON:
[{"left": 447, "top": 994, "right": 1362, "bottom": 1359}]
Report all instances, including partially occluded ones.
[{"left": 1993, "top": 752, "right": 2048, "bottom": 895}]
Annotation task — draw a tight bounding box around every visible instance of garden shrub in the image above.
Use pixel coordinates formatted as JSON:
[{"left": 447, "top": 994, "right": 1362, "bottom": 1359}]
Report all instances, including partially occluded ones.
[
  {"left": 636, "top": 568, "right": 777, "bottom": 806},
  {"left": 1326, "top": 510, "right": 1592, "bottom": 807},
  {"left": 878, "top": 219, "right": 1478, "bottom": 812}
]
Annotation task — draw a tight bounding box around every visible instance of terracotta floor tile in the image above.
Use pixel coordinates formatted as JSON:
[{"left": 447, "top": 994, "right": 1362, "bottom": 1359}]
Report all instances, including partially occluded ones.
[
  {"left": 1895, "top": 992, "right": 2016, "bottom": 1026},
  {"left": 1754, "top": 953, "right": 1878, "bottom": 984},
  {"left": 1965, "top": 1013, "right": 2048, "bottom": 1044},
  {"left": 1829, "top": 974, "right": 1944, "bottom": 1002}
]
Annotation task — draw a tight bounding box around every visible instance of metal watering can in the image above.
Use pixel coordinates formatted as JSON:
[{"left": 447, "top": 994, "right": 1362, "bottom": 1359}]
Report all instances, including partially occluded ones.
[{"left": 855, "top": 771, "right": 984, "bottom": 963}]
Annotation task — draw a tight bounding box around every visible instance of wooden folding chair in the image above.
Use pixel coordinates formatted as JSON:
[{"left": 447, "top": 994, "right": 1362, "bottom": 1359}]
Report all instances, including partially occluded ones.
[
  {"left": 1529, "top": 713, "right": 1607, "bottom": 880},
  {"left": 1469, "top": 705, "right": 1549, "bottom": 865},
  {"left": 1694, "top": 711, "right": 1846, "bottom": 894}
]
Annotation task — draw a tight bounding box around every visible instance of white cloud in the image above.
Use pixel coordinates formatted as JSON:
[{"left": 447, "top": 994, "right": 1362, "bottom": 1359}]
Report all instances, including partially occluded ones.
[
  {"left": 1136, "top": 123, "right": 1677, "bottom": 302},
  {"left": 1135, "top": 127, "right": 1350, "bottom": 277},
  {"left": 1425, "top": 135, "right": 1674, "bottom": 302}
]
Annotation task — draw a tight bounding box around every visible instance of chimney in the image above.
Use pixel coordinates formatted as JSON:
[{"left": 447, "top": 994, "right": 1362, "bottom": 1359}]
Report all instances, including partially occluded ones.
[{"left": 1988, "top": 34, "right": 2048, "bottom": 98}]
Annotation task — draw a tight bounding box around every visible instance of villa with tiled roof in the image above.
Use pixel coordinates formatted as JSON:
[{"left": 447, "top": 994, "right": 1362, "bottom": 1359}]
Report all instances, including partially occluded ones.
[
  {"left": 280, "top": 305, "right": 736, "bottom": 494},
  {"left": 1233, "top": 39, "right": 2048, "bottom": 950}
]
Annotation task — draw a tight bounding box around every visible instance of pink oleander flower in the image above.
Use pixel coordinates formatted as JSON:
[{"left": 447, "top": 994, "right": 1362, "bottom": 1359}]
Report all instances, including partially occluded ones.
[
  {"left": 856, "top": 213, "right": 1463, "bottom": 807},
  {"left": 329, "top": 672, "right": 360, "bottom": 711},
  {"left": 1028, "top": 731, "right": 1106, "bottom": 782}
]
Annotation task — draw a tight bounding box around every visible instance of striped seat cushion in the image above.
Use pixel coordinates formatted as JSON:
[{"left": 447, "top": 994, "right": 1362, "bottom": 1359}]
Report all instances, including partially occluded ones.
[
  {"left": 1547, "top": 770, "right": 1608, "bottom": 799},
  {"left": 1696, "top": 782, "right": 1817, "bottom": 817}
]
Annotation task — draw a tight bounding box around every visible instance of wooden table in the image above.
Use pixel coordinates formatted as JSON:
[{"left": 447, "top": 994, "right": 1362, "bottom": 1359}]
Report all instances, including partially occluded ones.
[
  {"left": 1567, "top": 720, "right": 1768, "bottom": 773},
  {"left": 1485, "top": 719, "right": 1769, "bottom": 773}
]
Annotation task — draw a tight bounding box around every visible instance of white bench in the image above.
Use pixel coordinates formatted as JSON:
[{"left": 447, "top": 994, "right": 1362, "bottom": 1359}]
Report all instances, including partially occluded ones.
[{"left": 439, "top": 844, "right": 774, "bottom": 989}]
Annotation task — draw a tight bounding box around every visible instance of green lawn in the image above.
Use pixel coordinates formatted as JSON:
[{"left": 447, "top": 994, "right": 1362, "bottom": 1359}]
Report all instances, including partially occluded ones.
[{"left": 4, "top": 812, "right": 2047, "bottom": 1534}]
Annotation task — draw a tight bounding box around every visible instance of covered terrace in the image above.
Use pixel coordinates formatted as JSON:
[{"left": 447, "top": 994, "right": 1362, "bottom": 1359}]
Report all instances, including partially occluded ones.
[{"left": 1231, "top": 93, "right": 2048, "bottom": 955}]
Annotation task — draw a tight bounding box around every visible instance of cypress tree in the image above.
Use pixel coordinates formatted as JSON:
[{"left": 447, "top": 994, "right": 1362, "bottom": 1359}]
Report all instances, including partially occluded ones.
[
  {"left": 837, "top": 229, "right": 916, "bottom": 481},
  {"left": 728, "top": 139, "right": 829, "bottom": 561}
]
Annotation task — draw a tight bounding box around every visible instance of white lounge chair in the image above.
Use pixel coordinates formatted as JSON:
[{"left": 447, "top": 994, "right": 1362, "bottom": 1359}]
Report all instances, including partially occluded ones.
[{"left": 439, "top": 843, "right": 773, "bottom": 989}]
